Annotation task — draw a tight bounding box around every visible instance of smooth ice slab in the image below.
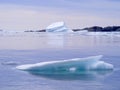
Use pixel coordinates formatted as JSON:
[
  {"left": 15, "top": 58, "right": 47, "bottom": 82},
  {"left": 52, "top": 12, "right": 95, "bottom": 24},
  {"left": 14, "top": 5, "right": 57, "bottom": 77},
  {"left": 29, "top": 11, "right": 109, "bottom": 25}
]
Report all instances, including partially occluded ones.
[{"left": 16, "top": 55, "right": 113, "bottom": 75}]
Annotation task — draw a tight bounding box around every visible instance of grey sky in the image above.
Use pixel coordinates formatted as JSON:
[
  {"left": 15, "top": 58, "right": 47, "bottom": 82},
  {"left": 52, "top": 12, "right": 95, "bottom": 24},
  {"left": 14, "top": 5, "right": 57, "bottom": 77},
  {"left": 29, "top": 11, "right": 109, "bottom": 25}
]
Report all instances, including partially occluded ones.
[{"left": 0, "top": 0, "right": 120, "bottom": 30}]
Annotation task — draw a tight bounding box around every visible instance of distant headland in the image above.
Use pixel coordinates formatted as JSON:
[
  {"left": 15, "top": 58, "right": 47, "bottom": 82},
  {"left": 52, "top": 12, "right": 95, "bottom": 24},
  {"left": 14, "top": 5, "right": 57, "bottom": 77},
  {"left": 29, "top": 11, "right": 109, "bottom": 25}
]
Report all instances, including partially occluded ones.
[
  {"left": 25, "top": 22, "right": 120, "bottom": 32},
  {"left": 24, "top": 26, "right": 120, "bottom": 32},
  {"left": 73, "top": 26, "right": 120, "bottom": 32},
  {"left": 0, "top": 21, "right": 120, "bottom": 32}
]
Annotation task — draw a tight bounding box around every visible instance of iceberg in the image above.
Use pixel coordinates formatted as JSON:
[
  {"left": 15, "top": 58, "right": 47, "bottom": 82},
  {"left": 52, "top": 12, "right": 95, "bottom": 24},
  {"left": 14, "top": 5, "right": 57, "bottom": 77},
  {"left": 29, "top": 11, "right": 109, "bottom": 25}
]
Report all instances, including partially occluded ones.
[
  {"left": 46, "top": 22, "right": 73, "bottom": 32},
  {"left": 16, "top": 55, "right": 113, "bottom": 75}
]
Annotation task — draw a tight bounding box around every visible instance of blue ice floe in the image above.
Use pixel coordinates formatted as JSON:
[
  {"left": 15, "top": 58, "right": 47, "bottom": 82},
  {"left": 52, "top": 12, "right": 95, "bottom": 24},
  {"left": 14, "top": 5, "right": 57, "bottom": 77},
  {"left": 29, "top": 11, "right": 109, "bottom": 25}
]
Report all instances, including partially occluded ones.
[{"left": 16, "top": 55, "right": 113, "bottom": 75}]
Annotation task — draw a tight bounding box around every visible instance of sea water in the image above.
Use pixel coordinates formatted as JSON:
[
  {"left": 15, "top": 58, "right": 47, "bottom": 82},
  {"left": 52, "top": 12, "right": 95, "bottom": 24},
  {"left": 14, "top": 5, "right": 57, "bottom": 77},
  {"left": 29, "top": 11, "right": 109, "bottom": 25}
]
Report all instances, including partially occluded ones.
[{"left": 0, "top": 32, "right": 120, "bottom": 90}]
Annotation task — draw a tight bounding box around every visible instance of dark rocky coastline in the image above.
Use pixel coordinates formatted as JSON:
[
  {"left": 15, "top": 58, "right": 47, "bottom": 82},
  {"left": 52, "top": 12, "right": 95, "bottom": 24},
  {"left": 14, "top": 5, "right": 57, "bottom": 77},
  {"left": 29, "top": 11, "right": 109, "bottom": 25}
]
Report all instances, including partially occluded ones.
[
  {"left": 24, "top": 29, "right": 46, "bottom": 32},
  {"left": 24, "top": 26, "right": 120, "bottom": 32},
  {"left": 73, "top": 26, "right": 120, "bottom": 32}
]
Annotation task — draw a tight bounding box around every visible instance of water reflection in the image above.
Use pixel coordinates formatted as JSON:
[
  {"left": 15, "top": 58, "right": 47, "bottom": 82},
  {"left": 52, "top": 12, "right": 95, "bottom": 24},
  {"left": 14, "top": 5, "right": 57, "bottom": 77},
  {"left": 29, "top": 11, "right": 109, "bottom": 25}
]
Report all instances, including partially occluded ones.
[
  {"left": 29, "top": 70, "right": 113, "bottom": 81},
  {"left": 0, "top": 32, "right": 120, "bottom": 50},
  {"left": 46, "top": 33, "right": 65, "bottom": 48}
]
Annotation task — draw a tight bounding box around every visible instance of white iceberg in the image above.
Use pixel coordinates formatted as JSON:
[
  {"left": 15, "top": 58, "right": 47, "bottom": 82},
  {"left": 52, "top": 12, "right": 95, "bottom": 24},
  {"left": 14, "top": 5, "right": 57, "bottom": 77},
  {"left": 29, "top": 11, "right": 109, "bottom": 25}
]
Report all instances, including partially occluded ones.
[
  {"left": 46, "top": 22, "right": 73, "bottom": 32},
  {"left": 16, "top": 55, "right": 113, "bottom": 75}
]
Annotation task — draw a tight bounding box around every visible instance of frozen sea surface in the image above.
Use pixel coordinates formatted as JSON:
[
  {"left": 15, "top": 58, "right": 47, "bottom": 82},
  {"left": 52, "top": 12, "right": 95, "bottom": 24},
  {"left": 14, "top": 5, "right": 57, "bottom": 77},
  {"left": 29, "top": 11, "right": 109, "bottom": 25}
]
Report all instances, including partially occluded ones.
[{"left": 0, "top": 32, "right": 120, "bottom": 90}]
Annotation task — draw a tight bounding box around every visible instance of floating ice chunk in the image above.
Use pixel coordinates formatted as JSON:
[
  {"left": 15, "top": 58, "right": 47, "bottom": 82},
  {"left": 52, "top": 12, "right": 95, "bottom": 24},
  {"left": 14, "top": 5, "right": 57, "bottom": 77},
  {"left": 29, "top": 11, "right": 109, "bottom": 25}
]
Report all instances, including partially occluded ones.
[
  {"left": 16, "top": 55, "right": 113, "bottom": 75},
  {"left": 46, "top": 22, "right": 73, "bottom": 32},
  {"left": 91, "top": 61, "right": 113, "bottom": 70},
  {"left": 86, "top": 32, "right": 120, "bottom": 36},
  {"left": 1, "top": 61, "right": 19, "bottom": 65}
]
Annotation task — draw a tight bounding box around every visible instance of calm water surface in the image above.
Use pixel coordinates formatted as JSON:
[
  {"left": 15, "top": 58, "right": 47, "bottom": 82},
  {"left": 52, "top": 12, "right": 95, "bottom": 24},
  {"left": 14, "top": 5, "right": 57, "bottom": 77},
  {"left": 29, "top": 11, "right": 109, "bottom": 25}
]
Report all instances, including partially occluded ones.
[{"left": 0, "top": 32, "right": 120, "bottom": 90}]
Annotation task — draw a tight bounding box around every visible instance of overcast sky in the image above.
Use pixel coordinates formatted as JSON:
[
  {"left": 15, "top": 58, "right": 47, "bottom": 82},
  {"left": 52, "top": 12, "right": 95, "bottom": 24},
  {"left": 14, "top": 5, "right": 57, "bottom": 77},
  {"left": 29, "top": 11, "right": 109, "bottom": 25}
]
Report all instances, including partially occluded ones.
[{"left": 0, "top": 0, "right": 120, "bottom": 30}]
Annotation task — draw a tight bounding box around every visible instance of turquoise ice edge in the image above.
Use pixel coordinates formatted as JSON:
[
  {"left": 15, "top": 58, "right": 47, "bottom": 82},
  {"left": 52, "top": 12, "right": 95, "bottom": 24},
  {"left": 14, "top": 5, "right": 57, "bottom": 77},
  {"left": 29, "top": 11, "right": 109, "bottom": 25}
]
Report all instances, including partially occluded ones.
[{"left": 16, "top": 55, "right": 113, "bottom": 74}]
